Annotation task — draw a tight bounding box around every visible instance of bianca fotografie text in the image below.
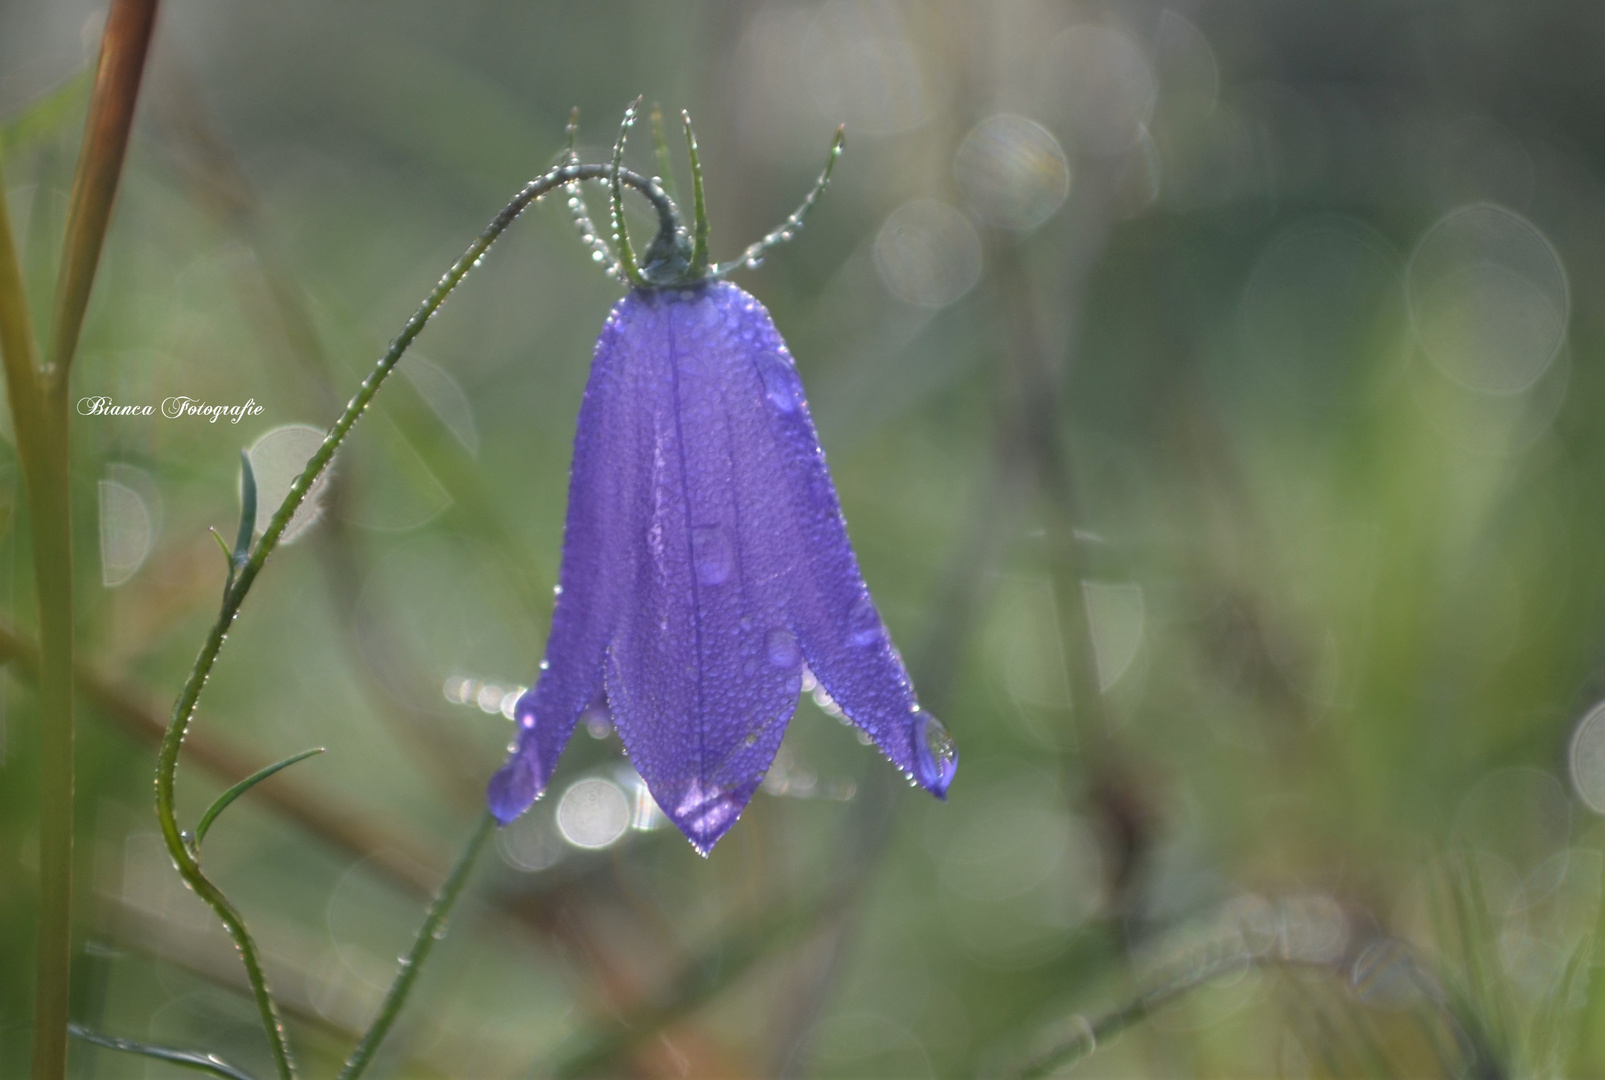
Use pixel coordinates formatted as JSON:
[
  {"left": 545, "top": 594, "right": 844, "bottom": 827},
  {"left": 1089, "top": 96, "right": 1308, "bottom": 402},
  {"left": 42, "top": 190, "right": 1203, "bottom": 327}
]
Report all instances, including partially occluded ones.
[{"left": 76, "top": 396, "right": 264, "bottom": 423}]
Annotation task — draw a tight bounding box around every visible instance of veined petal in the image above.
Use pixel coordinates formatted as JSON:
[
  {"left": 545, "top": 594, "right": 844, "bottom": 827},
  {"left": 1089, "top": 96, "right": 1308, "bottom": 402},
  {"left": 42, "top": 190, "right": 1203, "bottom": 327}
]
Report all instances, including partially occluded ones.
[
  {"left": 487, "top": 301, "right": 647, "bottom": 824},
  {"left": 714, "top": 284, "right": 957, "bottom": 799},
  {"left": 606, "top": 286, "right": 804, "bottom": 853}
]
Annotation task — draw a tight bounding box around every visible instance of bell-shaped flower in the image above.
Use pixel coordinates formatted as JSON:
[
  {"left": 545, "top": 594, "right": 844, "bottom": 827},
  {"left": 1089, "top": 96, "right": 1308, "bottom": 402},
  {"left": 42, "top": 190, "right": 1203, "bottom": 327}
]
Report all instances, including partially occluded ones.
[{"left": 488, "top": 105, "right": 955, "bottom": 853}]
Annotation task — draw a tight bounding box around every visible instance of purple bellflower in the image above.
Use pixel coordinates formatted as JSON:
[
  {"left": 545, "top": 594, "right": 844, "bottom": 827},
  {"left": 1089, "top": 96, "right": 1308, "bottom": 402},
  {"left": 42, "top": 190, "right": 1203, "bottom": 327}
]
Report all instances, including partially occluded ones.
[{"left": 487, "top": 104, "right": 956, "bottom": 853}]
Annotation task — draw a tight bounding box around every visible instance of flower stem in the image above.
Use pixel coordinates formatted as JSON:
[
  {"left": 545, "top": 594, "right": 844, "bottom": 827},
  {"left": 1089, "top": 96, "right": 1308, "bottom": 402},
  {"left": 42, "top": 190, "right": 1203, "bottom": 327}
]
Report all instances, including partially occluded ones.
[
  {"left": 335, "top": 811, "right": 493, "bottom": 1080},
  {"left": 153, "top": 157, "right": 673, "bottom": 1080}
]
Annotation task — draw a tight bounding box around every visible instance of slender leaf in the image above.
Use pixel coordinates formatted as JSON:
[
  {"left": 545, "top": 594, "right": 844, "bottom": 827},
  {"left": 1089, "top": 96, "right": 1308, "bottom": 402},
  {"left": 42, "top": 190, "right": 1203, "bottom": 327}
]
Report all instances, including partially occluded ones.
[
  {"left": 232, "top": 448, "right": 257, "bottom": 582},
  {"left": 193, "top": 747, "right": 324, "bottom": 849},
  {"left": 69, "top": 1025, "right": 260, "bottom": 1080}
]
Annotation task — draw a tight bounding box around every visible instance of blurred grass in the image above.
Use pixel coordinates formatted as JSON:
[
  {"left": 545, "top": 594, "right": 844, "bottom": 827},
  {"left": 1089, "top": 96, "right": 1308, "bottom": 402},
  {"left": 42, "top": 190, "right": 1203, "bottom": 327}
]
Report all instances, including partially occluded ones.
[{"left": 4, "top": 0, "right": 1605, "bottom": 1076}]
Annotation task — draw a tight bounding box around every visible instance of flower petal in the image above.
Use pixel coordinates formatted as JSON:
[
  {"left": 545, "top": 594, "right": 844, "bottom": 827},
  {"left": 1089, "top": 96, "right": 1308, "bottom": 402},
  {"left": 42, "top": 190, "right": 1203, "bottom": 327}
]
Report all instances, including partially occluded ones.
[
  {"left": 717, "top": 284, "right": 956, "bottom": 799},
  {"left": 488, "top": 302, "right": 646, "bottom": 824},
  {"left": 605, "top": 287, "right": 807, "bottom": 853}
]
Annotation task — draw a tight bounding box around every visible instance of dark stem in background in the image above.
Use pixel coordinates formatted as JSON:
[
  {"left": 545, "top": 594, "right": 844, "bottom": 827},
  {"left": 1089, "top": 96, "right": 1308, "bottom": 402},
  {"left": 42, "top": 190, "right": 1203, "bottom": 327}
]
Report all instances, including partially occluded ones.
[
  {"left": 46, "top": 0, "right": 160, "bottom": 384},
  {"left": 0, "top": 3, "right": 161, "bottom": 1079},
  {"left": 996, "top": 953, "right": 1346, "bottom": 1080},
  {"left": 151, "top": 158, "right": 674, "bottom": 1080}
]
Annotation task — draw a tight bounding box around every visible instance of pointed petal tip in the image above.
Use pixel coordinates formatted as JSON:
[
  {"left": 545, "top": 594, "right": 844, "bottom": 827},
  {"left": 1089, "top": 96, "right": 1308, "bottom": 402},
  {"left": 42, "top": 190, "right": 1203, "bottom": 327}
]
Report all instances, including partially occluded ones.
[
  {"left": 486, "top": 754, "right": 542, "bottom": 825},
  {"left": 912, "top": 710, "right": 958, "bottom": 800},
  {"left": 660, "top": 779, "right": 755, "bottom": 855}
]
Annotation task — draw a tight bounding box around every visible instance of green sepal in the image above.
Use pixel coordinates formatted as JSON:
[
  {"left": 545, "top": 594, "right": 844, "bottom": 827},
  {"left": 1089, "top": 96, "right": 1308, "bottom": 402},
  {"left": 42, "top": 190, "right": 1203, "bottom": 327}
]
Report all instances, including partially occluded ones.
[
  {"left": 610, "top": 98, "right": 646, "bottom": 288},
  {"left": 682, "top": 110, "right": 710, "bottom": 278}
]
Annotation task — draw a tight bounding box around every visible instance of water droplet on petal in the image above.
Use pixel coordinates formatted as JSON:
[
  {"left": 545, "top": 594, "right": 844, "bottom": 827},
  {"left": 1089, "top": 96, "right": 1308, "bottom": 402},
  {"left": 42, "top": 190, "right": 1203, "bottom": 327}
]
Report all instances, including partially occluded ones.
[
  {"left": 756, "top": 351, "right": 800, "bottom": 412},
  {"left": 766, "top": 628, "right": 800, "bottom": 668},
  {"left": 692, "top": 525, "right": 733, "bottom": 585},
  {"left": 848, "top": 596, "right": 882, "bottom": 646},
  {"left": 913, "top": 710, "right": 958, "bottom": 796}
]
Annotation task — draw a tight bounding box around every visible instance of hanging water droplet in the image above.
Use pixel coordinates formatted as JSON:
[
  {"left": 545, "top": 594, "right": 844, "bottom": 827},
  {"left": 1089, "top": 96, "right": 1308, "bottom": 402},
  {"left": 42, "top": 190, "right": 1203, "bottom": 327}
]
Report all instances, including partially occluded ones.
[
  {"left": 756, "top": 351, "right": 800, "bottom": 413},
  {"left": 848, "top": 596, "right": 882, "bottom": 646},
  {"left": 553, "top": 584, "right": 563, "bottom": 597},
  {"left": 592, "top": 250, "right": 606, "bottom": 263},
  {"left": 912, "top": 709, "right": 958, "bottom": 795},
  {"left": 766, "top": 628, "right": 800, "bottom": 668},
  {"left": 692, "top": 525, "right": 733, "bottom": 585}
]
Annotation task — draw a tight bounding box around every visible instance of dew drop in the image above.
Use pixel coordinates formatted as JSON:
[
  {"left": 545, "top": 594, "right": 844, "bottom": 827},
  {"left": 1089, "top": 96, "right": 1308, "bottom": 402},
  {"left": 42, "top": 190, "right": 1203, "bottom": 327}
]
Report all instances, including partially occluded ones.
[
  {"left": 848, "top": 596, "right": 882, "bottom": 646},
  {"left": 592, "top": 250, "right": 606, "bottom": 263},
  {"left": 692, "top": 525, "right": 733, "bottom": 585},
  {"left": 912, "top": 710, "right": 958, "bottom": 795},
  {"left": 745, "top": 731, "right": 759, "bottom": 747},
  {"left": 766, "top": 628, "right": 800, "bottom": 668},
  {"left": 756, "top": 351, "right": 800, "bottom": 413}
]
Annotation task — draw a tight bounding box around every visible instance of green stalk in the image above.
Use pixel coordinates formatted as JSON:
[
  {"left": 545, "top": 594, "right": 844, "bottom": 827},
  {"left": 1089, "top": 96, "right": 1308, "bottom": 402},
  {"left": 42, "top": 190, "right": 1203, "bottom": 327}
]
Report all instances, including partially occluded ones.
[
  {"left": 24, "top": 376, "right": 73, "bottom": 1080},
  {"left": 0, "top": 162, "right": 65, "bottom": 1080},
  {"left": 0, "top": 5, "right": 163, "bottom": 1077},
  {"left": 153, "top": 158, "right": 676, "bottom": 1080},
  {"left": 335, "top": 812, "right": 493, "bottom": 1080}
]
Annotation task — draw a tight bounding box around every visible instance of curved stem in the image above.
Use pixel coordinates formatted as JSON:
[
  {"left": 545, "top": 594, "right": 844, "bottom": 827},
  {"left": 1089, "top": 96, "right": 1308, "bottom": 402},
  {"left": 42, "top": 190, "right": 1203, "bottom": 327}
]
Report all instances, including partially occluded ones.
[
  {"left": 335, "top": 812, "right": 493, "bottom": 1080},
  {"left": 154, "top": 158, "right": 670, "bottom": 1080}
]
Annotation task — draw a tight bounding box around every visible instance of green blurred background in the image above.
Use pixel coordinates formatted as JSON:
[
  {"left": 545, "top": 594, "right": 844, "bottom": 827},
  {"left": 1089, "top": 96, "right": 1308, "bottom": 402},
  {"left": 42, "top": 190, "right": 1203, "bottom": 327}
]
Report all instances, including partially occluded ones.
[{"left": 5, "top": 0, "right": 1605, "bottom": 1076}]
